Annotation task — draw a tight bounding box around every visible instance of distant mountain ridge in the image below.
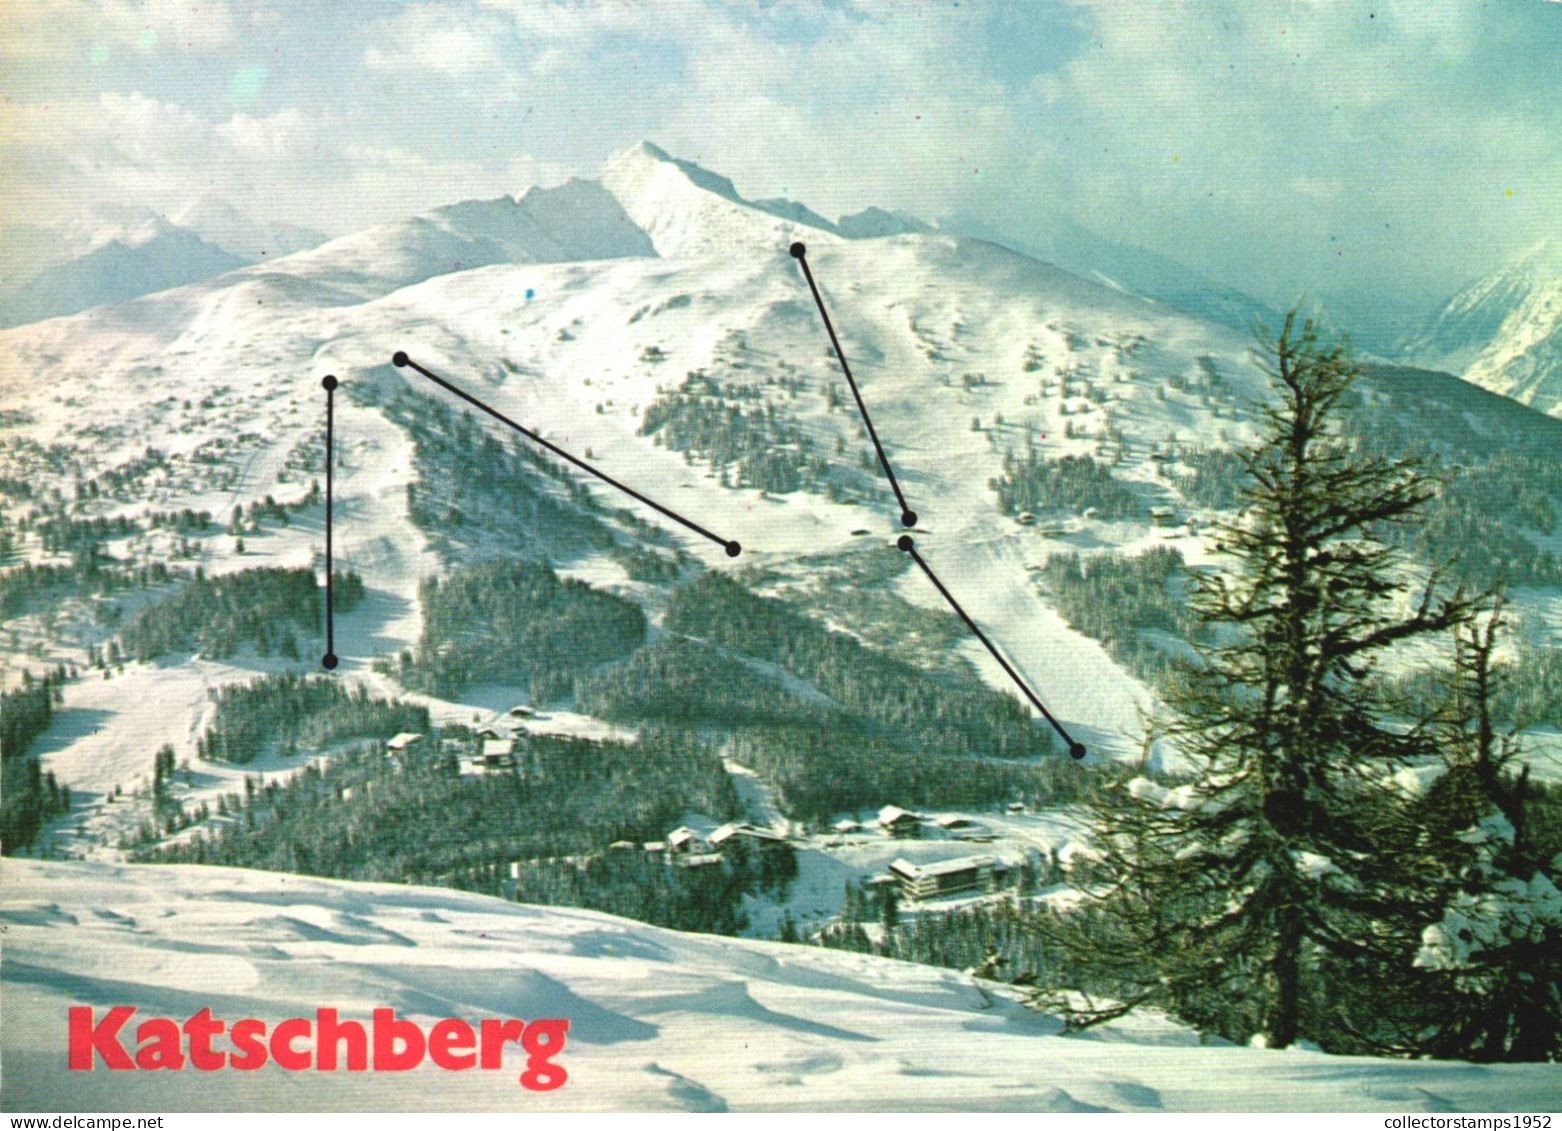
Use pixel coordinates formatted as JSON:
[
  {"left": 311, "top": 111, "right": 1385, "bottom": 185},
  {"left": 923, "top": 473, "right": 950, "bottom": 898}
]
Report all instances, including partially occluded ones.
[
  {"left": 1403, "top": 239, "right": 1562, "bottom": 417},
  {"left": 0, "top": 200, "right": 327, "bottom": 330},
  {"left": 0, "top": 142, "right": 1292, "bottom": 338},
  {"left": 9, "top": 142, "right": 1557, "bottom": 424},
  {"left": 0, "top": 221, "right": 248, "bottom": 328}
]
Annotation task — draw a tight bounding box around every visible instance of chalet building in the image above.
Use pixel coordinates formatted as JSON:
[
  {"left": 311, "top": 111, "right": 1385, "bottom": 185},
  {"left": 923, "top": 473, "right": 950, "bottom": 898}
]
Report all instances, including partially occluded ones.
[
  {"left": 386, "top": 733, "right": 423, "bottom": 753},
  {"left": 475, "top": 723, "right": 511, "bottom": 741},
  {"left": 709, "top": 823, "right": 786, "bottom": 847},
  {"left": 1150, "top": 505, "right": 1180, "bottom": 528},
  {"left": 832, "top": 819, "right": 864, "bottom": 835},
  {"left": 666, "top": 826, "right": 706, "bottom": 854},
  {"left": 877, "top": 805, "right": 924, "bottom": 837},
  {"left": 888, "top": 855, "right": 1001, "bottom": 901},
  {"left": 507, "top": 704, "right": 536, "bottom": 719},
  {"left": 468, "top": 736, "right": 515, "bottom": 774}
]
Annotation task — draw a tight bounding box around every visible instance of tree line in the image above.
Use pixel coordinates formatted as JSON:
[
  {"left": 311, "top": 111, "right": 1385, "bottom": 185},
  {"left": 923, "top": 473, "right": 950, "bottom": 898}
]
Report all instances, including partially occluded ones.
[
  {"left": 389, "top": 559, "right": 646, "bottom": 702},
  {"left": 1, "top": 669, "right": 73, "bottom": 852},
  {"left": 196, "top": 674, "right": 428, "bottom": 764},
  {"left": 1037, "top": 313, "right": 1561, "bottom": 1063},
  {"left": 639, "top": 377, "right": 833, "bottom": 497},
  {"left": 665, "top": 572, "right": 1050, "bottom": 760},
  {"left": 145, "top": 725, "right": 744, "bottom": 915},
  {"left": 992, "top": 452, "right": 1140, "bottom": 519},
  {"left": 117, "top": 566, "right": 355, "bottom": 662}
]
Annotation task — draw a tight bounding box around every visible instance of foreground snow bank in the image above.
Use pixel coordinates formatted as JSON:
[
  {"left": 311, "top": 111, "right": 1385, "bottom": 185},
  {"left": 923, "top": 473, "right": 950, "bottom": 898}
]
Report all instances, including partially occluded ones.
[{"left": 3, "top": 860, "right": 1557, "bottom": 1112}]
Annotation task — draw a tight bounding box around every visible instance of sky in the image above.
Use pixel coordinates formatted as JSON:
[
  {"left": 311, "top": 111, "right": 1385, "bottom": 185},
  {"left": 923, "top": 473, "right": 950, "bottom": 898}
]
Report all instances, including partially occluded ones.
[{"left": 2, "top": 0, "right": 1559, "bottom": 310}]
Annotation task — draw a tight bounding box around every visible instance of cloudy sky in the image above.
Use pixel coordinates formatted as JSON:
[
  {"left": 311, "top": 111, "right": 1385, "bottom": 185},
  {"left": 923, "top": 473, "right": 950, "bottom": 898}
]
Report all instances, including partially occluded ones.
[{"left": 3, "top": 0, "right": 1559, "bottom": 308}]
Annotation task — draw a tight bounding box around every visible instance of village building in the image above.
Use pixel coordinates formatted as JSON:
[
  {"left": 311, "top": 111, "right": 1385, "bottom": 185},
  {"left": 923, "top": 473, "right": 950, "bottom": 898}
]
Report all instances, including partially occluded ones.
[
  {"left": 467, "top": 736, "right": 515, "bottom": 774},
  {"left": 887, "top": 855, "right": 1003, "bottom": 901},
  {"left": 665, "top": 826, "right": 705, "bottom": 854},
  {"left": 877, "top": 805, "right": 924, "bottom": 837},
  {"left": 709, "top": 823, "right": 786, "bottom": 847},
  {"left": 386, "top": 732, "right": 423, "bottom": 753}
]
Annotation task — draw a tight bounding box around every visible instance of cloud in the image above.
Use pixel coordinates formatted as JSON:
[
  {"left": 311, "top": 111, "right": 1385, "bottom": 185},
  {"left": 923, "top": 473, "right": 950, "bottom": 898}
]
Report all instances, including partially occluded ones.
[
  {"left": 1006, "top": 1, "right": 1562, "bottom": 299},
  {"left": 363, "top": 5, "right": 512, "bottom": 77},
  {"left": 0, "top": 0, "right": 235, "bottom": 59},
  {"left": 216, "top": 108, "right": 319, "bottom": 161}
]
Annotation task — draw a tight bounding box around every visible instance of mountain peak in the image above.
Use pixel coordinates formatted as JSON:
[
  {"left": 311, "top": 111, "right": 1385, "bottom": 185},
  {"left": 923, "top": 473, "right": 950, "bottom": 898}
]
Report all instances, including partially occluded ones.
[
  {"left": 629, "top": 139, "right": 672, "bottom": 162},
  {"left": 601, "top": 142, "right": 838, "bottom": 258}
]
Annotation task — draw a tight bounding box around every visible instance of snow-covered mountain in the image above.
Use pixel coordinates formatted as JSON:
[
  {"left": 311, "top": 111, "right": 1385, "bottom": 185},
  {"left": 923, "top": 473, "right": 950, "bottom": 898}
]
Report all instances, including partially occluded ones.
[
  {"left": 3, "top": 140, "right": 1561, "bottom": 1110},
  {"left": 172, "top": 195, "right": 326, "bottom": 262},
  {"left": 4, "top": 140, "right": 1558, "bottom": 778},
  {"left": 947, "top": 213, "right": 1279, "bottom": 334},
  {"left": 0, "top": 218, "right": 249, "bottom": 329},
  {"left": 837, "top": 206, "right": 934, "bottom": 240},
  {"left": 5, "top": 858, "right": 1556, "bottom": 1113},
  {"left": 270, "top": 177, "right": 658, "bottom": 300},
  {"left": 1, "top": 141, "right": 1266, "bottom": 772},
  {"left": 601, "top": 141, "right": 839, "bottom": 258},
  {"left": 0, "top": 201, "right": 328, "bottom": 329},
  {"left": 1404, "top": 239, "right": 1562, "bottom": 416}
]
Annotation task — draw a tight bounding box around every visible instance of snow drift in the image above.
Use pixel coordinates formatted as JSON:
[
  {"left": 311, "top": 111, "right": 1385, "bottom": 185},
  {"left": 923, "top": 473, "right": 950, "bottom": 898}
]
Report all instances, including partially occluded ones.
[{"left": 3, "top": 860, "right": 1557, "bottom": 1113}]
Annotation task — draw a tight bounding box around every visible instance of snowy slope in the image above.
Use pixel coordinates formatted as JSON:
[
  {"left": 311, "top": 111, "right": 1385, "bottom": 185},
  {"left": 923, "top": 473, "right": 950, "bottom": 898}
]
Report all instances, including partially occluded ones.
[
  {"left": 0, "top": 139, "right": 1530, "bottom": 789},
  {"left": 6, "top": 139, "right": 1561, "bottom": 866},
  {"left": 947, "top": 212, "right": 1279, "bottom": 333},
  {"left": 1406, "top": 239, "right": 1562, "bottom": 416},
  {"left": 4, "top": 858, "right": 1558, "bottom": 1113}
]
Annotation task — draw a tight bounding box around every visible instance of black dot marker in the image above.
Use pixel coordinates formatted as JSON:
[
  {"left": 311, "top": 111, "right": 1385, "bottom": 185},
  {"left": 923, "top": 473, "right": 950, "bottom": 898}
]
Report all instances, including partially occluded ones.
[
  {"left": 322, "top": 653, "right": 339, "bottom": 671},
  {"left": 1070, "top": 742, "right": 1088, "bottom": 761},
  {"left": 322, "top": 374, "right": 338, "bottom": 392},
  {"left": 789, "top": 242, "right": 806, "bottom": 259},
  {"left": 392, "top": 351, "right": 409, "bottom": 368},
  {"left": 901, "top": 509, "right": 917, "bottom": 528},
  {"left": 897, "top": 534, "right": 914, "bottom": 552},
  {"left": 725, "top": 541, "right": 742, "bottom": 558}
]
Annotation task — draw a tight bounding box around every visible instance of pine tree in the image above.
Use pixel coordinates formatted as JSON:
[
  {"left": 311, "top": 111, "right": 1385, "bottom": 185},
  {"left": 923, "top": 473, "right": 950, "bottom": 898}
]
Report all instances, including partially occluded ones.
[
  {"left": 1400, "top": 600, "right": 1562, "bottom": 1061},
  {"left": 1055, "top": 311, "right": 1478, "bottom": 1048}
]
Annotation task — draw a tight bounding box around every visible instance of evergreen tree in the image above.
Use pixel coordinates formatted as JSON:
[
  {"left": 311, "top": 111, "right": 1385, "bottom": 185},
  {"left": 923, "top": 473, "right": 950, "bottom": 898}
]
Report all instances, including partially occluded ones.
[
  {"left": 1400, "top": 601, "right": 1562, "bottom": 1061},
  {"left": 1057, "top": 311, "right": 1478, "bottom": 1048}
]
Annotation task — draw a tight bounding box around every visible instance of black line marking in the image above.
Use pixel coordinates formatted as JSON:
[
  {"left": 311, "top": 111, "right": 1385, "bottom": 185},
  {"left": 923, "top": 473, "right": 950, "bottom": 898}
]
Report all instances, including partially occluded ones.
[
  {"left": 898, "top": 534, "right": 1085, "bottom": 758},
  {"left": 392, "top": 352, "right": 741, "bottom": 557},
  {"left": 321, "top": 374, "right": 339, "bottom": 671},
  {"left": 790, "top": 242, "right": 917, "bottom": 529}
]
